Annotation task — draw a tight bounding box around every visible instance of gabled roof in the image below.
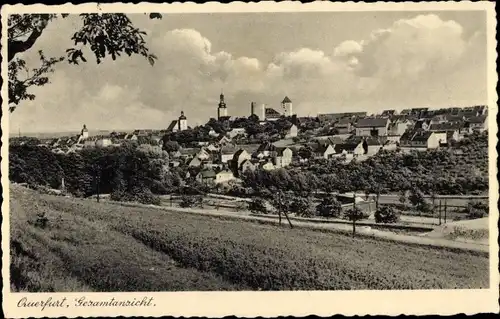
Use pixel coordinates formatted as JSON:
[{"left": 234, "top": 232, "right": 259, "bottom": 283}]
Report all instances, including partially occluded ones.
[
  {"left": 356, "top": 117, "right": 389, "bottom": 128},
  {"left": 467, "top": 115, "right": 487, "bottom": 124},
  {"left": 411, "top": 131, "right": 434, "bottom": 142},
  {"left": 265, "top": 108, "right": 281, "bottom": 117},
  {"left": 311, "top": 142, "right": 332, "bottom": 154},
  {"left": 257, "top": 142, "right": 276, "bottom": 152},
  {"left": 198, "top": 169, "right": 216, "bottom": 178},
  {"left": 167, "top": 120, "right": 178, "bottom": 131},
  {"left": 429, "top": 123, "right": 462, "bottom": 131},
  {"left": 275, "top": 147, "right": 292, "bottom": 156},
  {"left": 282, "top": 96, "right": 292, "bottom": 103}
]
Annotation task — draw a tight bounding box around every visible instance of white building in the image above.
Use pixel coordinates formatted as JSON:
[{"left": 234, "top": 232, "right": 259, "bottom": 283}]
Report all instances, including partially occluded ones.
[{"left": 167, "top": 111, "right": 188, "bottom": 132}]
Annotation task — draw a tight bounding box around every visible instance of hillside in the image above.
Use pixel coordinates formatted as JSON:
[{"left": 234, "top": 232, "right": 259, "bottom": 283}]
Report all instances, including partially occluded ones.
[{"left": 10, "top": 185, "right": 489, "bottom": 291}]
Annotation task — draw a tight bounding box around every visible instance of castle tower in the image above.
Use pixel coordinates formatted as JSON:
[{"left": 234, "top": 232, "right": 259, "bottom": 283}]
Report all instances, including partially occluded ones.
[
  {"left": 260, "top": 104, "right": 266, "bottom": 120},
  {"left": 217, "top": 90, "right": 228, "bottom": 120},
  {"left": 81, "top": 124, "right": 89, "bottom": 139},
  {"left": 178, "top": 111, "right": 188, "bottom": 131},
  {"left": 281, "top": 96, "right": 293, "bottom": 116}
]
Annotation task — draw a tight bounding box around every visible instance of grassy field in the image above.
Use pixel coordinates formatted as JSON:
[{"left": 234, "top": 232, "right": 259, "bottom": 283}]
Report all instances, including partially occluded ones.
[{"left": 9, "top": 186, "right": 489, "bottom": 291}]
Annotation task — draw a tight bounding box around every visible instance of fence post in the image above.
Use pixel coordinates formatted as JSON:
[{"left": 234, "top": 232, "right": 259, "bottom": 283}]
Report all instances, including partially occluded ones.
[{"left": 444, "top": 199, "right": 447, "bottom": 224}]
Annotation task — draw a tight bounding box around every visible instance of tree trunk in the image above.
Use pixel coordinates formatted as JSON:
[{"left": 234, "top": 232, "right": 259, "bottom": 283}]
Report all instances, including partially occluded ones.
[{"left": 352, "top": 219, "right": 356, "bottom": 237}]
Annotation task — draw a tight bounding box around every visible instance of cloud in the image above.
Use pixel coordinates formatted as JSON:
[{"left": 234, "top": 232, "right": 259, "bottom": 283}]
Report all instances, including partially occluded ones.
[{"left": 350, "top": 14, "right": 468, "bottom": 80}]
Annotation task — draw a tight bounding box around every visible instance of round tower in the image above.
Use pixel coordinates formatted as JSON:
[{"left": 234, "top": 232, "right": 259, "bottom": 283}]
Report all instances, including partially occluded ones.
[{"left": 281, "top": 96, "right": 293, "bottom": 116}]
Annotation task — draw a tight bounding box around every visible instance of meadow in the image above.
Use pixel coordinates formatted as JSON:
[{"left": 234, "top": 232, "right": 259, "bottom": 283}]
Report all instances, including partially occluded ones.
[{"left": 10, "top": 185, "right": 489, "bottom": 292}]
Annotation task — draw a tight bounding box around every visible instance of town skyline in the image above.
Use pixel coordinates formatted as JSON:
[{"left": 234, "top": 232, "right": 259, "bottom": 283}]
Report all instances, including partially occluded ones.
[{"left": 8, "top": 11, "right": 487, "bottom": 134}]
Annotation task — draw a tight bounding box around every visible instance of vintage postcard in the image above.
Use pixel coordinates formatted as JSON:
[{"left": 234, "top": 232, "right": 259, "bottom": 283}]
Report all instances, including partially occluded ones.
[{"left": 1, "top": 1, "right": 499, "bottom": 318}]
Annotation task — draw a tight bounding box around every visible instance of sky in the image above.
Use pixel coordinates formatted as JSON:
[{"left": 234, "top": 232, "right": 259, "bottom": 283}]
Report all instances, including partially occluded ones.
[{"left": 8, "top": 11, "right": 488, "bottom": 133}]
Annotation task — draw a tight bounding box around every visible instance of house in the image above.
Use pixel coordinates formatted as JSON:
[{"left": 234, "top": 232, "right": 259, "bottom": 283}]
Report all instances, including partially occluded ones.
[
  {"left": 381, "top": 110, "right": 397, "bottom": 117},
  {"left": 334, "top": 140, "right": 365, "bottom": 156},
  {"left": 219, "top": 145, "right": 238, "bottom": 163},
  {"left": 333, "top": 118, "right": 353, "bottom": 134},
  {"left": 179, "top": 148, "right": 198, "bottom": 159},
  {"left": 284, "top": 124, "right": 298, "bottom": 139},
  {"left": 255, "top": 142, "right": 276, "bottom": 158},
  {"left": 232, "top": 149, "right": 252, "bottom": 171},
  {"left": 196, "top": 148, "right": 211, "bottom": 161},
  {"left": 365, "top": 138, "right": 384, "bottom": 155},
  {"left": 317, "top": 112, "right": 367, "bottom": 124},
  {"left": 430, "top": 114, "right": 448, "bottom": 125},
  {"left": 413, "top": 119, "right": 431, "bottom": 131},
  {"left": 265, "top": 108, "right": 282, "bottom": 121},
  {"left": 206, "top": 143, "right": 219, "bottom": 152},
  {"left": 273, "top": 147, "right": 293, "bottom": 168},
  {"left": 124, "top": 133, "right": 138, "bottom": 141},
  {"left": 216, "top": 134, "right": 232, "bottom": 146},
  {"left": 188, "top": 157, "right": 202, "bottom": 167},
  {"left": 401, "top": 131, "right": 447, "bottom": 150},
  {"left": 311, "top": 142, "right": 336, "bottom": 159},
  {"left": 96, "top": 137, "right": 112, "bottom": 147},
  {"left": 388, "top": 119, "right": 411, "bottom": 136},
  {"left": 168, "top": 161, "right": 180, "bottom": 168},
  {"left": 428, "top": 123, "right": 462, "bottom": 142},
  {"left": 261, "top": 161, "right": 275, "bottom": 171},
  {"left": 215, "top": 170, "right": 235, "bottom": 184},
  {"left": 466, "top": 115, "right": 488, "bottom": 132},
  {"left": 355, "top": 118, "right": 390, "bottom": 137},
  {"left": 208, "top": 129, "right": 219, "bottom": 137},
  {"left": 444, "top": 114, "right": 465, "bottom": 123},
  {"left": 226, "top": 128, "right": 247, "bottom": 139},
  {"left": 196, "top": 169, "right": 217, "bottom": 185},
  {"left": 240, "top": 159, "right": 256, "bottom": 173},
  {"left": 167, "top": 111, "right": 189, "bottom": 132}
]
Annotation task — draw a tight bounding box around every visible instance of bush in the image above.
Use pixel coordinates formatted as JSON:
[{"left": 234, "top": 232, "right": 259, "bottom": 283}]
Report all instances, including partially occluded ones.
[
  {"left": 290, "top": 197, "right": 314, "bottom": 217},
  {"left": 465, "top": 201, "right": 489, "bottom": 219},
  {"left": 374, "top": 206, "right": 400, "bottom": 224},
  {"left": 316, "top": 196, "right": 342, "bottom": 218},
  {"left": 248, "top": 198, "right": 269, "bottom": 214},
  {"left": 343, "top": 207, "right": 369, "bottom": 221},
  {"left": 180, "top": 195, "right": 203, "bottom": 208},
  {"left": 112, "top": 187, "right": 161, "bottom": 206}
]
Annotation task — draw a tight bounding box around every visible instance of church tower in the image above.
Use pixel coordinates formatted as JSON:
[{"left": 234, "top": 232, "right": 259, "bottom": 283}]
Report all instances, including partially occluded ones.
[
  {"left": 178, "top": 111, "right": 188, "bottom": 131},
  {"left": 281, "top": 96, "right": 293, "bottom": 117},
  {"left": 81, "top": 124, "right": 89, "bottom": 139},
  {"left": 217, "top": 90, "right": 228, "bottom": 120}
]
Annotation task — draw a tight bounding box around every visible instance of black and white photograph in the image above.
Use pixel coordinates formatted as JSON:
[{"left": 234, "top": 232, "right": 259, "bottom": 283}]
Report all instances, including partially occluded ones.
[{"left": 1, "top": 1, "right": 498, "bottom": 318}]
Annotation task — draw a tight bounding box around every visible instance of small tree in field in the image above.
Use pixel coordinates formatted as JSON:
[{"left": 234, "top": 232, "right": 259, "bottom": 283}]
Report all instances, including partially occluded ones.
[
  {"left": 409, "top": 188, "right": 430, "bottom": 214},
  {"left": 344, "top": 207, "right": 365, "bottom": 237},
  {"left": 290, "top": 197, "right": 314, "bottom": 217},
  {"left": 374, "top": 206, "right": 400, "bottom": 224},
  {"left": 316, "top": 196, "right": 342, "bottom": 218}
]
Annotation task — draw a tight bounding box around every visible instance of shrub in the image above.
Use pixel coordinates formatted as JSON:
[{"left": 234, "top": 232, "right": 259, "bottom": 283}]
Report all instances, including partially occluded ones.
[
  {"left": 316, "top": 196, "right": 342, "bottom": 218},
  {"left": 465, "top": 201, "right": 489, "bottom": 219},
  {"left": 248, "top": 198, "right": 269, "bottom": 214},
  {"left": 374, "top": 206, "right": 400, "bottom": 224},
  {"left": 290, "top": 197, "right": 314, "bottom": 217},
  {"left": 180, "top": 195, "right": 203, "bottom": 208},
  {"left": 343, "top": 207, "right": 366, "bottom": 222}
]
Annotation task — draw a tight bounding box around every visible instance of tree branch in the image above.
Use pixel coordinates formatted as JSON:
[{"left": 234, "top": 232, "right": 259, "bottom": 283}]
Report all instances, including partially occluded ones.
[{"left": 8, "top": 28, "right": 44, "bottom": 61}]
